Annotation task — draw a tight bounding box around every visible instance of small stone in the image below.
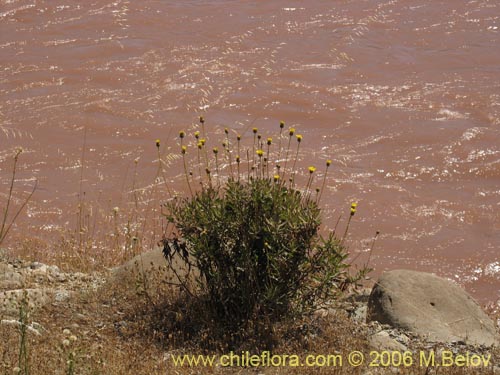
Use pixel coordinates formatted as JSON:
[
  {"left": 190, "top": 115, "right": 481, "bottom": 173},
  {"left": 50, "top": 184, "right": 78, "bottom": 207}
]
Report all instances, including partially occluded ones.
[
  {"left": 350, "top": 304, "right": 367, "bottom": 323},
  {"left": 30, "top": 262, "right": 46, "bottom": 270},
  {"left": 54, "top": 289, "right": 71, "bottom": 302},
  {"left": 395, "top": 332, "right": 410, "bottom": 345},
  {"left": 47, "top": 265, "right": 60, "bottom": 275},
  {"left": 31, "top": 269, "right": 48, "bottom": 283},
  {"left": 32, "top": 264, "right": 48, "bottom": 273},
  {"left": 54, "top": 273, "right": 67, "bottom": 282},
  {"left": 368, "top": 330, "right": 408, "bottom": 352}
]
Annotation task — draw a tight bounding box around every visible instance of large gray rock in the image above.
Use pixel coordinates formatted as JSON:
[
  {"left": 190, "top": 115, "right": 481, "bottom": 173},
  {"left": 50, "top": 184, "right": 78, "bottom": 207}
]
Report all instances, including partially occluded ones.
[
  {"left": 367, "top": 269, "right": 499, "bottom": 346},
  {"left": 111, "top": 247, "right": 193, "bottom": 285}
]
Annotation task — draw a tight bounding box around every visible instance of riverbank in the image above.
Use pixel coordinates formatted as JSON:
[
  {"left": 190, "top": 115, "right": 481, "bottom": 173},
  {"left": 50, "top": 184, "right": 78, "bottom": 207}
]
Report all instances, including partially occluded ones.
[{"left": 1, "top": 249, "right": 500, "bottom": 374}]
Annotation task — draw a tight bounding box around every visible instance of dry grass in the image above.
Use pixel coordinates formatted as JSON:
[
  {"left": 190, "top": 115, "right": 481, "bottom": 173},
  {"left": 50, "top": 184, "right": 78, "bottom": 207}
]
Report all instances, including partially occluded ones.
[
  {"left": 0, "top": 272, "right": 367, "bottom": 375},
  {"left": 2, "top": 261, "right": 499, "bottom": 375}
]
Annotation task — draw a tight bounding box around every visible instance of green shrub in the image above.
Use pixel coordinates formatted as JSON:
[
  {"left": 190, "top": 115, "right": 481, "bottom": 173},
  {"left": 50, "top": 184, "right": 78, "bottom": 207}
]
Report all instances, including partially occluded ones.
[{"left": 160, "top": 119, "right": 368, "bottom": 338}]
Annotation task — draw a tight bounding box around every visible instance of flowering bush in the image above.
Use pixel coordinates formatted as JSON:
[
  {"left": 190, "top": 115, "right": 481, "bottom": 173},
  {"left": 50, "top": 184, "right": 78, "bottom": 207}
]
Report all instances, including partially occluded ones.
[{"left": 160, "top": 118, "right": 369, "bottom": 337}]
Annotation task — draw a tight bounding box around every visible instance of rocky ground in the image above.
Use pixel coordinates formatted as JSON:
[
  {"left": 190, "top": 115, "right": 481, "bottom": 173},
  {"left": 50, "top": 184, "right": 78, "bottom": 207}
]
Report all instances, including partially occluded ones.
[
  {"left": 0, "top": 258, "right": 105, "bottom": 321},
  {"left": 1, "top": 248, "right": 500, "bottom": 374},
  {"left": 340, "top": 290, "right": 499, "bottom": 361}
]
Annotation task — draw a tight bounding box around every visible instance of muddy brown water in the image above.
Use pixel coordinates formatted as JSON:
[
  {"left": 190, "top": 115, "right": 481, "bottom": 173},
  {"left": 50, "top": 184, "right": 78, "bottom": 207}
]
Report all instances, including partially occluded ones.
[{"left": 1, "top": 0, "right": 499, "bottom": 304}]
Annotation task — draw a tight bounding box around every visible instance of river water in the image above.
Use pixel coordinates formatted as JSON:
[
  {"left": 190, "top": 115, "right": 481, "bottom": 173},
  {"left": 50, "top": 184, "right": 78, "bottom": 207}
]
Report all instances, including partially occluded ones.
[{"left": 1, "top": 0, "right": 499, "bottom": 303}]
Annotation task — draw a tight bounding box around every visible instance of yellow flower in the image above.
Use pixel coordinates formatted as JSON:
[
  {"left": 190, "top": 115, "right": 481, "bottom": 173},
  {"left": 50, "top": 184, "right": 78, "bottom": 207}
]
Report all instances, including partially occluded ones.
[
  {"left": 257, "top": 134, "right": 261, "bottom": 140},
  {"left": 197, "top": 142, "right": 203, "bottom": 149},
  {"left": 236, "top": 155, "right": 241, "bottom": 163},
  {"left": 267, "top": 137, "right": 272, "bottom": 145},
  {"left": 213, "top": 147, "right": 218, "bottom": 154},
  {"left": 237, "top": 134, "right": 241, "bottom": 141},
  {"left": 350, "top": 202, "right": 358, "bottom": 216},
  {"left": 252, "top": 127, "right": 258, "bottom": 134},
  {"left": 256, "top": 149, "right": 264, "bottom": 157},
  {"left": 326, "top": 159, "right": 332, "bottom": 167},
  {"left": 200, "top": 138, "right": 206, "bottom": 145},
  {"left": 181, "top": 145, "right": 187, "bottom": 154},
  {"left": 308, "top": 166, "right": 316, "bottom": 174},
  {"left": 179, "top": 130, "right": 185, "bottom": 139},
  {"left": 155, "top": 139, "right": 160, "bottom": 148},
  {"left": 199, "top": 116, "right": 205, "bottom": 124},
  {"left": 296, "top": 134, "right": 303, "bottom": 142},
  {"left": 280, "top": 121, "right": 285, "bottom": 129},
  {"left": 289, "top": 128, "right": 295, "bottom": 136},
  {"left": 273, "top": 174, "right": 280, "bottom": 181},
  {"left": 224, "top": 128, "right": 229, "bottom": 134},
  {"left": 222, "top": 141, "right": 227, "bottom": 148},
  {"left": 194, "top": 131, "right": 200, "bottom": 139}
]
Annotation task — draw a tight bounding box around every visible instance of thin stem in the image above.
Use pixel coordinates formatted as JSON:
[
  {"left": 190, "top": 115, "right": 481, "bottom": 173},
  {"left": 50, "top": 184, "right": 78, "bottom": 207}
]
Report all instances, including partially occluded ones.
[
  {"left": 317, "top": 163, "right": 330, "bottom": 204},
  {"left": 246, "top": 149, "right": 251, "bottom": 181},
  {"left": 236, "top": 155, "right": 241, "bottom": 183},
  {"left": 0, "top": 149, "right": 21, "bottom": 238},
  {"left": 341, "top": 212, "right": 355, "bottom": 245},
  {"left": 199, "top": 117, "right": 209, "bottom": 181},
  {"left": 282, "top": 133, "right": 293, "bottom": 180},
  {"left": 225, "top": 131, "right": 234, "bottom": 180},
  {"left": 366, "top": 231, "right": 380, "bottom": 268},
  {"left": 214, "top": 151, "right": 220, "bottom": 187},
  {"left": 252, "top": 132, "right": 257, "bottom": 169},
  {"left": 197, "top": 146, "right": 203, "bottom": 187},
  {"left": 304, "top": 172, "right": 314, "bottom": 201},
  {"left": 290, "top": 138, "right": 301, "bottom": 187},
  {"left": 277, "top": 122, "right": 284, "bottom": 167},
  {"left": 77, "top": 125, "right": 87, "bottom": 247},
  {"left": 266, "top": 140, "right": 271, "bottom": 179},
  {"left": 79, "top": 125, "right": 87, "bottom": 202},
  {"left": 155, "top": 141, "right": 173, "bottom": 196},
  {"left": 332, "top": 214, "right": 342, "bottom": 236},
  {"left": 182, "top": 152, "right": 193, "bottom": 196},
  {"left": 0, "top": 180, "right": 37, "bottom": 246},
  {"left": 237, "top": 135, "right": 241, "bottom": 162},
  {"left": 0, "top": 149, "right": 37, "bottom": 246}
]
